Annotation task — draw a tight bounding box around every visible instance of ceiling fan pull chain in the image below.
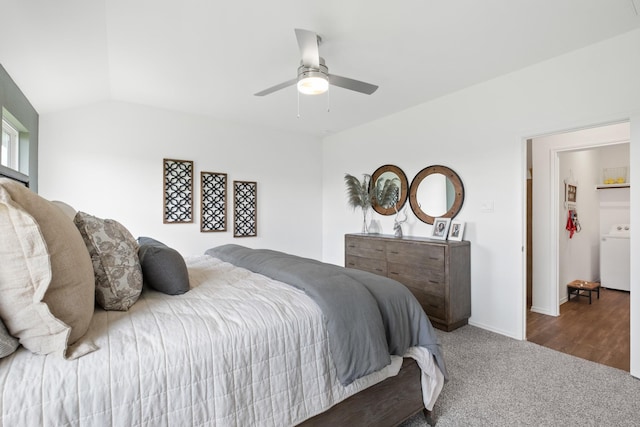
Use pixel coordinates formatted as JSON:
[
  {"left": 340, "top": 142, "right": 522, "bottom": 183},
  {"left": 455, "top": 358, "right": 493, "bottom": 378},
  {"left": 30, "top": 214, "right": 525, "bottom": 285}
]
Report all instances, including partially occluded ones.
[
  {"left": 297, "top": 90, "right": 300, "bottom": 118},
  {"left": 327, "top": 85, "right": 330, "bottom": 112}
]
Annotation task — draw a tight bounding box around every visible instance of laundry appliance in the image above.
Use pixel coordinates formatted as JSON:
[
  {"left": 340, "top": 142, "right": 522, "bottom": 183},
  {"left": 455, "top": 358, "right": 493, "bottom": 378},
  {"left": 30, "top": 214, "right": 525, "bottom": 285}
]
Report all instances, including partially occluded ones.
[{"left": 600, "top": 224, "right": 630, "bottom": 291}]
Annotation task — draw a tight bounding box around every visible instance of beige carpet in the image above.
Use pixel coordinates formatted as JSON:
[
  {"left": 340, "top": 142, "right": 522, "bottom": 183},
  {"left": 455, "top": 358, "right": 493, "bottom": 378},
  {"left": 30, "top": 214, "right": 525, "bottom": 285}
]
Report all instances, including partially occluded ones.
[{"left": 401, "top": 325, "right": 640, "bottom": 426}]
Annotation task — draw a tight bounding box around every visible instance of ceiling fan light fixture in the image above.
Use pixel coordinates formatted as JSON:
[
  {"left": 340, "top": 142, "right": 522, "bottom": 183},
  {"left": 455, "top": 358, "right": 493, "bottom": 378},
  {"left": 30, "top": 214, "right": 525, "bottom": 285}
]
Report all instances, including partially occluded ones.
[
  {"left": 297, "top": 73, "right": 329, "bottom": 95},
  {"left": 254, "top": 30, "right": 378, "bottom": 97}
]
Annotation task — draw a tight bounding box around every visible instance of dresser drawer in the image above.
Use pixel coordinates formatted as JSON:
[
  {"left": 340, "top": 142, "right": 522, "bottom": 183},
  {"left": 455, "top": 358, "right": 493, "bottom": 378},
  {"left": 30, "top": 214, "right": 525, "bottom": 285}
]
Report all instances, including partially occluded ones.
[
  {"left": 345, "top": 234, "right": 470, "bottom": 332},
  {"left": 410, "top": 289, "right": 446, "bottom": 320},
  {"left": 345, "top": 255, "right": 387, "bottom": 276},
  {"left": 387, "top": 263, "right": 445, "bottom": 297},
  {"left": 345, "top": 237, "right": 386, "bottom": 260},
  {"left": 386, "top": 241, "right": 444, "bottom": 270}
]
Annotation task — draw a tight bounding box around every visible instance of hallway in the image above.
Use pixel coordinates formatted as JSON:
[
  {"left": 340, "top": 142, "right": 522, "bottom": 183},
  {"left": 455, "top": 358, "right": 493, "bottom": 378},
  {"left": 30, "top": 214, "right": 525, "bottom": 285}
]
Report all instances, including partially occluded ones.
[{"left": 527, "top": 287, "right": 630, "bottom": 371}]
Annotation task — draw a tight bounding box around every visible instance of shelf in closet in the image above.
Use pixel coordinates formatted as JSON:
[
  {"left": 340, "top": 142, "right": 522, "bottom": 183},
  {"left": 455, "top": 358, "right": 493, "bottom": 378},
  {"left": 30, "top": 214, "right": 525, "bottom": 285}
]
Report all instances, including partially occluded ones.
[{"left": 596, "top": 183, "right": 630, "bottom": 190}]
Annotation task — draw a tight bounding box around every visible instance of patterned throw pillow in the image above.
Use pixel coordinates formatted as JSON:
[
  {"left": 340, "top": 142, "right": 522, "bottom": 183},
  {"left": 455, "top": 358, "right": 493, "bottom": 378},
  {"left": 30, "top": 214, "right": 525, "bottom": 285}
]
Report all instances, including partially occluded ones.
[{"left": 74, "top": 212, "right": 143, "bottom": 311}]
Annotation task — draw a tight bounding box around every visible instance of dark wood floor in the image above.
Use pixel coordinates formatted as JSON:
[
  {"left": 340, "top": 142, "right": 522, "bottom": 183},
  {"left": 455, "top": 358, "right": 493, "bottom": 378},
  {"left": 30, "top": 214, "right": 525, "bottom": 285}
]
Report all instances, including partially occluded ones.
[{"left": 527, "top": 287, "right": 630, "bottom": 371}]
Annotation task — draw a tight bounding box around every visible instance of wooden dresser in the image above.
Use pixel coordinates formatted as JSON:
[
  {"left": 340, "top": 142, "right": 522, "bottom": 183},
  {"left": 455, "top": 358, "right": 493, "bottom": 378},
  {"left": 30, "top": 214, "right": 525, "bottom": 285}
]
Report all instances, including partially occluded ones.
[{"left": 345, "top": 233, "right": 471, "bottom": 331}]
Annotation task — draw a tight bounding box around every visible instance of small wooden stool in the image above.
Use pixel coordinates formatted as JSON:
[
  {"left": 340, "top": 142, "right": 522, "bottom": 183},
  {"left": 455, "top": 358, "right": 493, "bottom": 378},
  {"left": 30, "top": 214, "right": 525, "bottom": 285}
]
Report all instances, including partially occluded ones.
[{"left": 567, "top": 280, "right": 601, "bottom": 304}]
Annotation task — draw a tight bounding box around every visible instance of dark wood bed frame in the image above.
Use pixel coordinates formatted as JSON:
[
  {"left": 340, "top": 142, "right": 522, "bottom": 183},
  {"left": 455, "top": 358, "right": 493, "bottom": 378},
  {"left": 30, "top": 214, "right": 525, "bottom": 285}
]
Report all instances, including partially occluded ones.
[{"left": 299, "top": 358, "right": 432, "bottom": 426}]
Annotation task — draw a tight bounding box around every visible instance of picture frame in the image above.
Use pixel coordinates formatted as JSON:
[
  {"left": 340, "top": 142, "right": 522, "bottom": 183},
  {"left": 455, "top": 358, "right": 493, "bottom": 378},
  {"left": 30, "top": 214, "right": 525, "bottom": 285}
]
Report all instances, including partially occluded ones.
[
  {"left": 201, "top": 171, "right": 227, "bottom": 232},
  {"left": 163, "top": 158, "right": 193, "bottom": 224},
  {"left": 448, "top": 220, "right": 465, "bottom": 241},
  {"left": 565, "top": 183, "right": 577, "bottom": 203},
  {"left": 430, "top": 217, "right": 451, "bottom": 240},
  {"left": 233, "top": 180, "right": 257, "bottom": 237}
]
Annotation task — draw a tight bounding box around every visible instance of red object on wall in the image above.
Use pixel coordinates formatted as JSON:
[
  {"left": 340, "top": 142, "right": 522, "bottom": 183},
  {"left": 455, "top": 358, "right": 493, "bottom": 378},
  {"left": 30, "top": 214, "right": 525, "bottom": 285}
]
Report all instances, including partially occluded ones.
[{"left": 566, "top": 210, "right": 577, "bottom": 238}]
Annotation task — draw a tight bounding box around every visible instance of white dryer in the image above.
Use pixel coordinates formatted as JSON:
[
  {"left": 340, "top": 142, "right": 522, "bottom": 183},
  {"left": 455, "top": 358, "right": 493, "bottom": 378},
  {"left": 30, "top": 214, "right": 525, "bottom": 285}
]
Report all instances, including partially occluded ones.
[{"left": 600, "top": 224, "right": 630, "bottom": 291}]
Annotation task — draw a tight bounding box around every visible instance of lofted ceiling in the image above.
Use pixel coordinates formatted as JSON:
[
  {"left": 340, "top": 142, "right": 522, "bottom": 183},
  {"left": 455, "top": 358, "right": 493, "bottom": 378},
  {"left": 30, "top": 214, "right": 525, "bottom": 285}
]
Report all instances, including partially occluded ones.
[{"left": 1, "top": 0, "right": 639, "bottom": 136}]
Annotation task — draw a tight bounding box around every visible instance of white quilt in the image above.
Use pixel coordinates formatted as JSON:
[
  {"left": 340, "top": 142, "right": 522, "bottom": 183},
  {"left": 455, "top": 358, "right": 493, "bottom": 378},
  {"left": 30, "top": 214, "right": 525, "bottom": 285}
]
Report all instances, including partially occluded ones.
[{"left": 0, "top": 255, "right": 441, "bottom": 426}]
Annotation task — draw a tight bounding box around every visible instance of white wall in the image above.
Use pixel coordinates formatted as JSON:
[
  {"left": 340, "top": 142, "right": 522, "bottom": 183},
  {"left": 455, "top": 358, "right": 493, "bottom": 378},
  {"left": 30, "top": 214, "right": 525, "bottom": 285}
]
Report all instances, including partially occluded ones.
[
  {"left": 38, "top": 100, "right": 323, "bottom": 258},
  {"left": 630, "top": 113, "right": 639, "bottom": 379},
  {"left": 322, "top": 26, "right": 640, "bottom": 373}
]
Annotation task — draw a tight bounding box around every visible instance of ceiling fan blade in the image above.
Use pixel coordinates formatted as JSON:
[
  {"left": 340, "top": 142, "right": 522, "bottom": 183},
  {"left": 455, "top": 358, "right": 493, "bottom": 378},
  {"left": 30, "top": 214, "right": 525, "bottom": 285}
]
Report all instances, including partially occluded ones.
[
  {"left": 254, "top": 78, "right": 297, "bottom": 96},
  {"left": 294, "top": 28, "right": 320, "bottom": 68},
  {"left": 329, "top": 74, "right": 378, "bottom": 95}
]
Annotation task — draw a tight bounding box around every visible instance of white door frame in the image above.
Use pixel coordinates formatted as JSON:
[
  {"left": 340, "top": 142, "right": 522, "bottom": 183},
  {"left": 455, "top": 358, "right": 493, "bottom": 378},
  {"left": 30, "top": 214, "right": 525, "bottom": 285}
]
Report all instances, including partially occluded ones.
[{"left": 522, "top": 121, "right": 630, "bottom": 339}]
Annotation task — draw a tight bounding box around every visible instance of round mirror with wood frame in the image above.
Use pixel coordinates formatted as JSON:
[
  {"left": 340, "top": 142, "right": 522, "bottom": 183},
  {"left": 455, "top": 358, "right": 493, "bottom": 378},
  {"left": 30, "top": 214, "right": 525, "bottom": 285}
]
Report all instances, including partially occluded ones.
[
  {"left": 409, "top": 165, "right": 465, "bottom": 224},
  {"left": 371, "top": 164, "right": 409, "bottom": 216}
]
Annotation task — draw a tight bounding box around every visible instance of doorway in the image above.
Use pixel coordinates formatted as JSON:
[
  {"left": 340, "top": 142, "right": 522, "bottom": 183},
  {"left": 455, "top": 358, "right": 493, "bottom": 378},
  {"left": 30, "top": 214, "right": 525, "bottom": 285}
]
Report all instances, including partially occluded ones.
[{"left": 525, "top": 122, "right": 631, "bottom": 371}]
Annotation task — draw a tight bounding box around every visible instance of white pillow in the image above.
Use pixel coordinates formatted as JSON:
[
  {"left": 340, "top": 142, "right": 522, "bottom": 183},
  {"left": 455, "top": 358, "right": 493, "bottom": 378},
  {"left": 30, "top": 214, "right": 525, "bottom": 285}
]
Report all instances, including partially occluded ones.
[
  {"left": 0, "top": 319, "right": 19, "bottom": 358},
  {"left": 0, "top": 178, "right": 95, "bottom": 357}
]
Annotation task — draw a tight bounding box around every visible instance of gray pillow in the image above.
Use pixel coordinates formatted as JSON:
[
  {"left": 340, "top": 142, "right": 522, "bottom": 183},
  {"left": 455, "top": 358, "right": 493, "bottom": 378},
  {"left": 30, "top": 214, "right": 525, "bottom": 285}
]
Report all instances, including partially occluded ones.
[
  {"left": 0, "top": 318, "right": 19, "bottom": 358},
  {"left": 137, "top": 237, "right": 190, "bottom": 295}
]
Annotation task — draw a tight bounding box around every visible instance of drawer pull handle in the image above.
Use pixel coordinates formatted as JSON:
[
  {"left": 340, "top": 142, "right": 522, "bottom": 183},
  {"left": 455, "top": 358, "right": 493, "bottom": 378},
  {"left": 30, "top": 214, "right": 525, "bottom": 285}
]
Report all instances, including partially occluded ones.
[
  {"left": 429, "top": 280, "right": 438, "bottom": 284},
  {"left": 376, "top": 269, "right": 383, "bottom": 272},
  {"left": 390, "top": 251, "right": 399, "bottom": 254},
  {"left": 375, "top": 249, "right": 383, "bottom": 252},
  {"left": 429, "top": 303, "right": 439, "bottom": 308},
  {"left": 390, "top": 272, "right": 399, "bottom": 275},
  {"left": 348, "top": 263, "right": 355, "bottom": 266},
  {"left": 429, "top": 257, "right": 439, "bottom": 260},
  {"left": 348, "top": 245, "right": 355, "bottom": 248}
]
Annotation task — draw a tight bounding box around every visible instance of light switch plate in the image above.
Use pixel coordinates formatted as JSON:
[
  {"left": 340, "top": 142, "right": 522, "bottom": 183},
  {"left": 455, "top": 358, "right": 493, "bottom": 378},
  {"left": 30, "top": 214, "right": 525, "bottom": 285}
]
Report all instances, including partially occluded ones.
[{"left": 480, "top": 201, "right": 494, "bottom": 213}]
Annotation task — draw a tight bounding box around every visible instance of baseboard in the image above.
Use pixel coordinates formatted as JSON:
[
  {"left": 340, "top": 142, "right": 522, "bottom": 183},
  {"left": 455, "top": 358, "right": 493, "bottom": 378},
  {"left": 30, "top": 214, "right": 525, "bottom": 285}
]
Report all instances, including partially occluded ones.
[
  {"left": 467, "top": 320, "right": 521, "bottom": 340},
  {"left": 529, "top": 305, "right": 558, "bottom": 316}
]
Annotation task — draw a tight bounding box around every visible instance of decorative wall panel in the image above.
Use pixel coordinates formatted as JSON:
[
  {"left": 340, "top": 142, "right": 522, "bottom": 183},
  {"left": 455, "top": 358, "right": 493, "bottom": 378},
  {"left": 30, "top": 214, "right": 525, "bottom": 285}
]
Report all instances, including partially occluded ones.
[
  {"left": 233, "top": 181, "right": 257, "bottom": 237},
  {"left": 201, "top": 172, "right": 227, "bottom": 232},
  {"left": 163, "top": 158, "right": 193, "bottom": 223}
]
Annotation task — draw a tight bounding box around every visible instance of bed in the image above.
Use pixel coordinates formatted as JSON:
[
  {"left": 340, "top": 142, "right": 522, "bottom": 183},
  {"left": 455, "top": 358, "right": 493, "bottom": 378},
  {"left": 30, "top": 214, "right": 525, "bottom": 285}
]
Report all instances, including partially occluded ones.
[{"left": 0, "top": 174, "right": 445, "bottom": 426}]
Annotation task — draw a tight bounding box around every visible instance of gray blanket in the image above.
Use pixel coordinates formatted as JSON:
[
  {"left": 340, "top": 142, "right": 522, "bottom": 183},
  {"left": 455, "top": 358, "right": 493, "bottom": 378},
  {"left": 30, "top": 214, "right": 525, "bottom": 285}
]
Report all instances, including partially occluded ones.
[{"left": 205, "top": 244, "right": 447, "bottom": 385}]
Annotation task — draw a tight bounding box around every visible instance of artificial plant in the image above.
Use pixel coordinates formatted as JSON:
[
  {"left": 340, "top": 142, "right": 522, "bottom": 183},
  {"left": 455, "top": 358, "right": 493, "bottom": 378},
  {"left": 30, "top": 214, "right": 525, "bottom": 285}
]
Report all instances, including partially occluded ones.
[{"left": 344, "top": 173, "right": 399, "bottom": 233}]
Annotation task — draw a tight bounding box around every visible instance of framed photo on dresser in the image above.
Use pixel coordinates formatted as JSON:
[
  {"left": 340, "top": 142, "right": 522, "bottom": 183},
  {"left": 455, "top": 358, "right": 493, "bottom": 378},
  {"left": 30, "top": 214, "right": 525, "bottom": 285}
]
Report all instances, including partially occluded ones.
[
  {"left": 430, "top": 217, "right": 451, "bottom": 240},
  {"left": 448, "top": 220, "right": 465, "bottom": 241}
]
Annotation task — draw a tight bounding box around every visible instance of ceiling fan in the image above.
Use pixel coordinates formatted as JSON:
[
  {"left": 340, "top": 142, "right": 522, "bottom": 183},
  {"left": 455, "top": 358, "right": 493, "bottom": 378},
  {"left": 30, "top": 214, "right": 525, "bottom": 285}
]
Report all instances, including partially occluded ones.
[{"left": 254, "top": 28, "right": 378, "bottom": 97}]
